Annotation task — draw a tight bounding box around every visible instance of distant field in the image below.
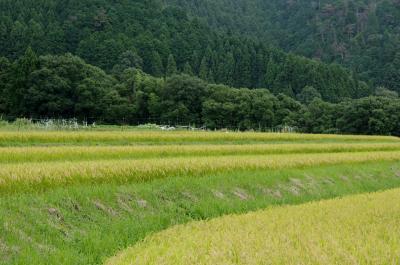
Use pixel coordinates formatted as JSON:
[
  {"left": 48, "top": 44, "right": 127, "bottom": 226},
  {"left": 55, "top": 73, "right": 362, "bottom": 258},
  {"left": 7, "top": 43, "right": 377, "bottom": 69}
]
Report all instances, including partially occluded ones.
[
  {"left": 0, "top": 131, "right": 398, "bottom": 146},
  {"left": 0, "top": 131, "right": 399, "bottom": 265},
  {"left": 108, "top": 188, "right": 400, "bottom": 265}
]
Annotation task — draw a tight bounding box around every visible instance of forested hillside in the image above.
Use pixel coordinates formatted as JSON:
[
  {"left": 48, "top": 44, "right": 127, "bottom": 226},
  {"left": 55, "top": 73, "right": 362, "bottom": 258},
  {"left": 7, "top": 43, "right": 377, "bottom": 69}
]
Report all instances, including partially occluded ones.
[
  {"left": 1, "top": 51, "right": 399, "bottom": 135},
  {"left": 165, "top": 0, "right": 400, "bottom": 92},
  {"left": 0, "top": 0, "right": 370, "bottom": 102},
  {"left": 0, "top": 0, "right": 399, "bottom": 135}
]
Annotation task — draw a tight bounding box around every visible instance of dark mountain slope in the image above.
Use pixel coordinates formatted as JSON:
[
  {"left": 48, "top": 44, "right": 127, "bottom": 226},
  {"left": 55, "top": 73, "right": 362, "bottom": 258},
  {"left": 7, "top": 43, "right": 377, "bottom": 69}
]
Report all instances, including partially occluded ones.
[
  {"left": 165, "top": 0, "right": 400, "bottom": 92},
  {"left": 0, "top": 0, "right": 369, "bottom": 101}
]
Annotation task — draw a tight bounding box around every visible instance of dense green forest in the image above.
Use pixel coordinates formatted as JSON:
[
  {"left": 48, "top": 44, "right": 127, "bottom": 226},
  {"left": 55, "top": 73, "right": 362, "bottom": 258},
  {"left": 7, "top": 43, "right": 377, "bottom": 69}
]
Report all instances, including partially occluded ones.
[
  {"left": 1, "top": 0, "right": 397, "bottom": 97},
  {"left": 0, "top": 0, "right": 372, "bottom": 101},
  {"left": 1, "top": 51, "right": 399, "bottom": 135},
  {"left": 166, "top": 0, "right": 400, "bottom": 93},
  {"left": 0, "top": 0, "right": 399, "bottom": 135}
]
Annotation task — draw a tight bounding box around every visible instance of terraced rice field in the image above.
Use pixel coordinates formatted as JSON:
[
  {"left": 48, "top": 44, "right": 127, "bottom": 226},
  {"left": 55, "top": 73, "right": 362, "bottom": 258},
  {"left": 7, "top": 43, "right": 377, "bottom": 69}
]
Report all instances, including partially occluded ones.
[
  {"left": 0, "top": 130, "right": 400, "bottom": 265},
  {"left": 109, "top": 188, "right": 400, "bottom": 265}
]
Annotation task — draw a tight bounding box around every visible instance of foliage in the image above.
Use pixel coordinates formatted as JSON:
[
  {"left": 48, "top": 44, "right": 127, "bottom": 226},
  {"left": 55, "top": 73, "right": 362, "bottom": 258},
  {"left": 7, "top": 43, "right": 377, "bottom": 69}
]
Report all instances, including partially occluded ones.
[
  {"left": 0, "top": 0, "right": 371, "bottom": 101},
  {"left": 1, "top": 52, "right": 399, "bottom": 134},
  {"left": 375, "top": 86, "right": 399, "bottom": 98},
  {"left": 0, "top": 1, "right": 398, "bottom": 135},
  {"left": 1, "top": 52, "right": 121, "bottom": 119},
  {"left": 166, "top": 0, "right": 400, "bottom": 93},
  {"left": 296, "top": 86, "right": 322, "bottom": 104}
]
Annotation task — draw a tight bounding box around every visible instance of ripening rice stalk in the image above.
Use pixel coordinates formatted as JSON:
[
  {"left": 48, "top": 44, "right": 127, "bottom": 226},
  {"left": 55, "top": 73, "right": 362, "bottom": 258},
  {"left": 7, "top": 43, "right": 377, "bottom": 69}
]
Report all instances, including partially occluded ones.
[
  {"left": 106, "top": 188, "right": 400, "bottom": 265},
  {"left": 0, "top": 131, "right": 398, "bottom": 146},
  {"left": 0, "top": 151, "right": 399, "bottom": 193},
  {"left": 1, "top": 143, "right": 400, "bottom": 163}
]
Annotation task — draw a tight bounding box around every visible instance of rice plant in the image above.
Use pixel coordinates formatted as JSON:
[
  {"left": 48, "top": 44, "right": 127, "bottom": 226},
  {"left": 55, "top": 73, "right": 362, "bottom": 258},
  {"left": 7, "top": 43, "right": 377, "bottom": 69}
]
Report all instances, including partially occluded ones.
[
  {"left": 1, "top": 142, "right": 400, "bottom": 163},
  {"left": 107, "top": 188, "right": 400, "bottom": 265},
  {"left": 0, "top": 151, "right": 399, "bottom": 193},
  {"left": 0, "top": 131, "right": 398, "bottom": 146},
  {"left": 0, "top": 130, "right": 399, "bottom": 264}
]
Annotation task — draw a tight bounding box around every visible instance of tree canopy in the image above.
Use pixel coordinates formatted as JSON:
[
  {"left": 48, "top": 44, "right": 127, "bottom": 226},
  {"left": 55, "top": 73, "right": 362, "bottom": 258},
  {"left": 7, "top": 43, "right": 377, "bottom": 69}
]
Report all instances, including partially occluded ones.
[
  {"left": 166, "top": 0, "right": 400, "bottom": 93},
  {"left": 1, "top": 51, "right": 399, "bottom": 136},
  {"left": 0, "top": 0, "right": 399, "bottom": 135},
  {"left": 0, "top": 0, "right": 376, "bottom": 102}
]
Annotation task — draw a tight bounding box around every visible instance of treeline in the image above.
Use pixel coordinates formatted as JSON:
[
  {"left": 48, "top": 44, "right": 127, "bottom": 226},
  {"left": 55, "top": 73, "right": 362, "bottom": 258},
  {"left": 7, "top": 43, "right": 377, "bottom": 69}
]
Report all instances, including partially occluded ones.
[
  {"left": 0, "top": 51, "right": 399, "bottom": 135},
  {"left": 0, "top": 0, "right": 372, "bottom": 102},
  {"left": 166, "top": 0, "right": 400, "bottom": 93}
]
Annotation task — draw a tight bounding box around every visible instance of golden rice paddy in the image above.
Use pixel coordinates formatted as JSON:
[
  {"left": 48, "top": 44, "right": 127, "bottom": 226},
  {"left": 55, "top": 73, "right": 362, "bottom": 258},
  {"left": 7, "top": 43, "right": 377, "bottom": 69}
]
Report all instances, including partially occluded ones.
[{"left": 107, "top": 188, "right": 400, "bottom": 265}]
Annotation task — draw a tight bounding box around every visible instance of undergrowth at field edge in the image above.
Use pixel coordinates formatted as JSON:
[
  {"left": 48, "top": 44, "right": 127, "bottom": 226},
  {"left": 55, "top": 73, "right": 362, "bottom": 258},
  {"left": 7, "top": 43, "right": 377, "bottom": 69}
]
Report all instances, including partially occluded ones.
[{"left": 1, "top": 161, "right": 400, "bottom": 265}]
